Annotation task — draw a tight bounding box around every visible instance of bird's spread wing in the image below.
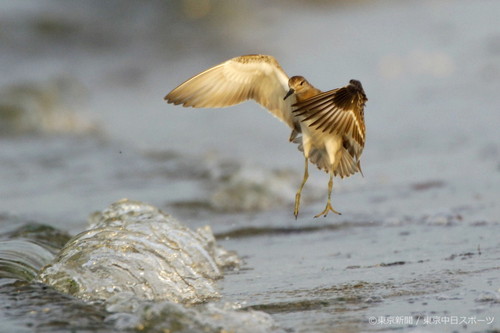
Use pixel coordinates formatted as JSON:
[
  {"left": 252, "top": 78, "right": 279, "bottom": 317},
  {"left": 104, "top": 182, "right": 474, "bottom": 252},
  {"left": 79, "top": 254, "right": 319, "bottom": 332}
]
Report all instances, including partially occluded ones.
[
  {"left": 292, "top": 80, "right": 367, "bottom": 160},
  {"left": 164, "top": 55, "right": 296, "bottom": 129}
]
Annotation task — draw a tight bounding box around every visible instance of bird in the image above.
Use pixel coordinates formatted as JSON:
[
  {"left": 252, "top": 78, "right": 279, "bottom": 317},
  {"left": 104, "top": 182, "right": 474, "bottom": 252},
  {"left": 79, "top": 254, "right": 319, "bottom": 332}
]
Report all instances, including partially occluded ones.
[{"left": 164, "top": 54, "right": 367, "bottom": 218}]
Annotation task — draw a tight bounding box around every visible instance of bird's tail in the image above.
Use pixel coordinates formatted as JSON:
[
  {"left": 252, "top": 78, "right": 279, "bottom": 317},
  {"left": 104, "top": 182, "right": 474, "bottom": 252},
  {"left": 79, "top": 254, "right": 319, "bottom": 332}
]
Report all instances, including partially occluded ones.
[{"left": 291, "top": 134, "right": 360, "bottom": 178}]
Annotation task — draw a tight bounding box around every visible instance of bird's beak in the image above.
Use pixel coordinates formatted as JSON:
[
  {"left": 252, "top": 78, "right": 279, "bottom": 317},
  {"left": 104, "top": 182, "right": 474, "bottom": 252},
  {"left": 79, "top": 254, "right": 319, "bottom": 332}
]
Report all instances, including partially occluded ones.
[{"left": 284, "top": 88, "right": 294, "bottom": 100}]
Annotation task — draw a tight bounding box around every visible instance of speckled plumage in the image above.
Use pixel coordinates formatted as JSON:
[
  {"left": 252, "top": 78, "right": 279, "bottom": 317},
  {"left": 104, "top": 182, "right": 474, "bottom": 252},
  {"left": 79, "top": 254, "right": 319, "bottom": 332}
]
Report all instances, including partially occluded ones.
[{"left": 165, "top": 54, "right": 367, "bottom": 218}]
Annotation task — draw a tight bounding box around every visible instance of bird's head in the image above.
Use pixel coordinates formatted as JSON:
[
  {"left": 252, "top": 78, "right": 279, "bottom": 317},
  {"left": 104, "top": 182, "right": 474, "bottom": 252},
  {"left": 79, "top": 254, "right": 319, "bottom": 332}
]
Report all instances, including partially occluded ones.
[{"left": 284, "top": 76, "right": 310, "bottom": 100}]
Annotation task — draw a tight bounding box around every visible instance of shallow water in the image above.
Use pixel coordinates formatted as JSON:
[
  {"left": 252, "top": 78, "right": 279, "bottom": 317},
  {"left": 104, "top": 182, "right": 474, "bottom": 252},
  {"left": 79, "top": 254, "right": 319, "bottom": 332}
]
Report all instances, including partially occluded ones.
[{"left": 1, "top": 0, "right": 500, "bottom": 332}]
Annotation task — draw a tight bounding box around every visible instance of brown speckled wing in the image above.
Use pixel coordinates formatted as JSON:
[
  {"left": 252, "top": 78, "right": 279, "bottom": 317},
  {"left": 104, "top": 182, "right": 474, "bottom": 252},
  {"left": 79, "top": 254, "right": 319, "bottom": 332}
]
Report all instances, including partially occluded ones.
[{"left": 292, "top": 80, "right": 367, "bottom": 161}]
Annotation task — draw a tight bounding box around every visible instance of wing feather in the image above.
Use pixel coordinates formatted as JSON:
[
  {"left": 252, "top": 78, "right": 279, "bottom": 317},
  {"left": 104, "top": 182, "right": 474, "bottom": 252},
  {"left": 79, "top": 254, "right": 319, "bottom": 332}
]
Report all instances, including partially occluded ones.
[
  {"left": 292, "top": 80, "right": 367, "bottom": 169},
  {"left": 164, "top": 54, "right": 296, "bottom": 129},
  {"left": 292, "top": 80, "right": 367, "bottom": 148}
]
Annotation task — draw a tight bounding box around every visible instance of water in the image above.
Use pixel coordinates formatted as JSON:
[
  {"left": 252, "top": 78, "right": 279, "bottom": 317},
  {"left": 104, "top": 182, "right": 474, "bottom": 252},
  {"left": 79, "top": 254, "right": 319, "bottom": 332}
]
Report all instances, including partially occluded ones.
[
  {"left": 1, "top": 0, "right": 499, "bottom": 332},
  {"left": 39, "top": 199, "right": 240, "bottom": 303}
]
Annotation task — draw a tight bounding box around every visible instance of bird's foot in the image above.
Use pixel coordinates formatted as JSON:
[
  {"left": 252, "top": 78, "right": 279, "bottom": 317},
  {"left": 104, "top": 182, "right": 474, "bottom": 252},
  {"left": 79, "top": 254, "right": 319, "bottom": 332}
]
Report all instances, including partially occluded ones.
[{"left": 314, "top": 202, "right": 341, "bottom": 218}]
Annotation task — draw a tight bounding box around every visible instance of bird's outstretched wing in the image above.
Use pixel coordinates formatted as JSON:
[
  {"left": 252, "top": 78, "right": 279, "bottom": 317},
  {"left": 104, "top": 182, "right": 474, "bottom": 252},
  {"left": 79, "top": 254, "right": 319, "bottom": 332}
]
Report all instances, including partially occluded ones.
[
  {"left": 165, "top": 54, "right": 296, "bottom": 129},
  {"left": 292, "top": 79, "right": 367, "bottom": 161}
]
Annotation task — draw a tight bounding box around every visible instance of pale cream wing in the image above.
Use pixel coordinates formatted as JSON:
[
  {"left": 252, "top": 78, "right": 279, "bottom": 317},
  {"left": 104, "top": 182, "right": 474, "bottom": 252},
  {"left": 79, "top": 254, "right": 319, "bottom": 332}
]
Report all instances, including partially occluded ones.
[
  {"left": 164, "top": 55, "right": 296, "bottom": 129},
  {"left": 292, "top": 80, "right": 367, "bottom": 160}
]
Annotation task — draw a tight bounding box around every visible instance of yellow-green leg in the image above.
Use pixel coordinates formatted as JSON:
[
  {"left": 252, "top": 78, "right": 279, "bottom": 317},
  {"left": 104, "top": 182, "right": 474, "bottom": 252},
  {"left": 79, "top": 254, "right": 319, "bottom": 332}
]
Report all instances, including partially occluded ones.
[
  {"left": 314, "top": 171, "right": 341, "bottom": 218},
  {"left": 294, "top": 157, "right": 309, "bottom": 219}
]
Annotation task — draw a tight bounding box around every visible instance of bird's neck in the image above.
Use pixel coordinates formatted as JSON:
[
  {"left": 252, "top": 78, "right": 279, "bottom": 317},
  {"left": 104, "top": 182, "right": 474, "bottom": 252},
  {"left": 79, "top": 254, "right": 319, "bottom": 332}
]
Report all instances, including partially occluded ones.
[{"left": 295, "top": 86, "right": 322, "bottom": 103}]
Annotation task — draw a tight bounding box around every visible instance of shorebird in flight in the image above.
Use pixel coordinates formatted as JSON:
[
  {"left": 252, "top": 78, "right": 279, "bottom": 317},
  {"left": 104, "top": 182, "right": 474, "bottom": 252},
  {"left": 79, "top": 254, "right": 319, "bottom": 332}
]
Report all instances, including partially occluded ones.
[{"left": 164, "top": 54, "right": 367, "bottom": 218}]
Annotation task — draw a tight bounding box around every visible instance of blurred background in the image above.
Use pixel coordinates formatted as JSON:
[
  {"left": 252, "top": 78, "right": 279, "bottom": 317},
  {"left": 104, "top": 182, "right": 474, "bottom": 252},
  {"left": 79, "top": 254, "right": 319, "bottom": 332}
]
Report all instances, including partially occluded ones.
[
  {"left": 1, "top": 1, "right": 500, "bottom": 332},
  {"left": 1, "top": 0, "right": 499, "bottom": 228}
]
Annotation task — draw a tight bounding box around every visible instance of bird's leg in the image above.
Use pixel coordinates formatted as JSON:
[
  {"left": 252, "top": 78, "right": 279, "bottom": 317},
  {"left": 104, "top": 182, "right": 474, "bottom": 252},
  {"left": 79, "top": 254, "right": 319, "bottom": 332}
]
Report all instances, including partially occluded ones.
[
  {"left": 314, "top": 171, "right": 341, "bottom": 218},
  {"left": 294, "top": 157, "right": 309, "bottom": 219}
]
